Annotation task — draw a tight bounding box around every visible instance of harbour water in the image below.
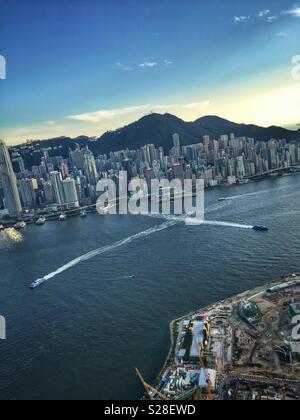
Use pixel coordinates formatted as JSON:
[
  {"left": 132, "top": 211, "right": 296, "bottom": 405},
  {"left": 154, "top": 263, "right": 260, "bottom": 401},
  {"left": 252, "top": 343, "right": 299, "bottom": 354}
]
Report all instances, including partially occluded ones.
[{"left": 0, "top": 175, "right": 299, "bottom": 400}]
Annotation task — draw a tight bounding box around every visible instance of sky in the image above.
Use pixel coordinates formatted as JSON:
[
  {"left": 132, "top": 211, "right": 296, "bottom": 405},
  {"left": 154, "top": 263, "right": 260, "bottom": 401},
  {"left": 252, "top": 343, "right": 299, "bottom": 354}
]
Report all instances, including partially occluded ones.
[{"left": 0, "top": 0, "right": 300, "bottom": 145}]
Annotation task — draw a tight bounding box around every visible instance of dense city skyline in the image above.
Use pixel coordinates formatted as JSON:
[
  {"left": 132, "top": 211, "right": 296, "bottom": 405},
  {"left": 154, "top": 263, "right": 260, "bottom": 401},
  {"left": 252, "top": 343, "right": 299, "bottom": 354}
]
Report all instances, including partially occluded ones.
[
  {"left": 1, "top": 0, "right": 300, "bottom": 144},
  {"left": 1, "top": 126, "right": 299, "bottom": 218}
]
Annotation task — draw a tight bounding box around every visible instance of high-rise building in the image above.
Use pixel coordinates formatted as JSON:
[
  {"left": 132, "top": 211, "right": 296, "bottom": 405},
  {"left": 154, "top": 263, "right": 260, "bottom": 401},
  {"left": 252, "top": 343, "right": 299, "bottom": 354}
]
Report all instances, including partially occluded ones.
[
  {"left": 83, "top": 151, "right": 98, "bottom": 186},
  {"left": 172, "top": 133, "right": 181, "bottom": 157},
  {"left": 18, "top": 179, "right": 37, "bottom": 209},
  {"left": 50, "top": 171, "right": 79, "bottom": 209},
  {"left": 12, "top": 155, "right": 26, "bottom": 173},
  {"left": 0, "top": 139, "right": 22, "bottom": 216},
  {"left": 50, "top": 171, "right": 65, "bottom": 206},
  {"left": 62, "top": 178, "right": 79, "bottom": 209}
]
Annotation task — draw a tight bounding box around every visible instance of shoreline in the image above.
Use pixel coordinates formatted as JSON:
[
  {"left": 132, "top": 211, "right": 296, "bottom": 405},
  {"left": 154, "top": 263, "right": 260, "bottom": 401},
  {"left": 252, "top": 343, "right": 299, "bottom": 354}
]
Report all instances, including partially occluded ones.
[
  {"left": 1, "top": 170, "right": 300, "bottom": 228},
  {"left": 155, "top": 273, "right": 300, "bottom": 399}
]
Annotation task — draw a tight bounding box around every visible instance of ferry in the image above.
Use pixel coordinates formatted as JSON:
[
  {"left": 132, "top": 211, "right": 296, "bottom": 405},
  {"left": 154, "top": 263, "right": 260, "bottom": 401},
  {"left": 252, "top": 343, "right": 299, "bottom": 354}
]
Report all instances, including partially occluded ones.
[
  {"left": 100, "top": 204, "right": 115, "bottom": 215},
  {"left": 253, "top": 225, "right": 269, "bottom": 232},
  {"left": 35, "top": 217, "right": 46, "bottom": 225},
  {"left": 14, "top": 221, "right": 26, "bottom": 230},
  {"left": 30, "top": 278, "right": 46, "bottom": 289}
]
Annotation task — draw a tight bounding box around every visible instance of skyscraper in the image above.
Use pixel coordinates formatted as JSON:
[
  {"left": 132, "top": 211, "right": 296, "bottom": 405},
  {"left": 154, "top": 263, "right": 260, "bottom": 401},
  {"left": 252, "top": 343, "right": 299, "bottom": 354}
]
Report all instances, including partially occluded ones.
[
  {"left": 50, "top": 171, "right": 65, "bottom": 206},
  {"left": 172, "top": 133, "right": 181, "bottom": 158},
  {"left": 50, "top": 171, "right": 79, "bottom": 209},
  {"left": 0, "top": 139, "right": 22, "bottom": 216}
]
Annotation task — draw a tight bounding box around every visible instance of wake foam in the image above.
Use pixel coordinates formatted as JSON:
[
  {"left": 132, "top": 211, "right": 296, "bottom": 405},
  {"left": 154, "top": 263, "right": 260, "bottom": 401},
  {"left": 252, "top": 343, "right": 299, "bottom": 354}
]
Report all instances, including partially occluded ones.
[{"left": 43, "top": 220, "right": 178, "bottom": 281}]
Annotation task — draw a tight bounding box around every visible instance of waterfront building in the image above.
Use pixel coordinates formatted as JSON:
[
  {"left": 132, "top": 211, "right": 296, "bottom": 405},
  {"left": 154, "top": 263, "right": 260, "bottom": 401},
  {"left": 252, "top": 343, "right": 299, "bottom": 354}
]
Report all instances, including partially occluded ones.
[
  {"left": 0, "top": 139, "right": 22, "bottom": 216},
  {"left": 18, "top": 178, "right": 37, "bottom": 209}
]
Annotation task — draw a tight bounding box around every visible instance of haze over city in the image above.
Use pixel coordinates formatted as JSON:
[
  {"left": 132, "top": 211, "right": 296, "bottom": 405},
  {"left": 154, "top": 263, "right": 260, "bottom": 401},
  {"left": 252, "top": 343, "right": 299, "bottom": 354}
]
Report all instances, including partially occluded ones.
[{"left": 1, "top": 0, "right": 300, "bottom": 144}]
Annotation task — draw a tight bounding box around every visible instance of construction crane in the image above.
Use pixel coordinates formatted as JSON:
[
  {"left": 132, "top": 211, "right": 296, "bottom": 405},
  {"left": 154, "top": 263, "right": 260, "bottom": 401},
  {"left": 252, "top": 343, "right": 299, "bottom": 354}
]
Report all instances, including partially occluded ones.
[{"left": 135, "top": 368, "right": 170, "bottom": 401}]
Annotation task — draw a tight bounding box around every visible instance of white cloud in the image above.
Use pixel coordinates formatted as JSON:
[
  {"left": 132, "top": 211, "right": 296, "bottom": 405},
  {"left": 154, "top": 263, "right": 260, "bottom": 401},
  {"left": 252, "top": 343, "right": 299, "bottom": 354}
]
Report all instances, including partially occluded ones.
[
  {"left": 68, "top": 105, "right": 151, "bottom": 123},
  {"left": 277, "top": 32, "right": 288, "bottom": 37},
  {"left": 4, "top": 100, "right": 211, "bottom": 144},
  {"left": 258, "top": 10, "right": 270, "bottom": 18},
  {"left": 163, "top": 59, "right": 173, "bottom": 66},
  {"left": 138, "top": 62, "right": 158, "bottom": 69},
  {"left": 266, "top": 15, "right": 278, "bottom": 22},
  {"left": 234, "top": 16, "right": 250, "bottom": 23},
  {"left": 282, "top": 5, "right": 300, "bottom": 17},
  {"left": 67, "top": 101, "right": 210, "bottom": 123},
  {"left": 115, "top": 62, "right": 134, "bottom": 71}
]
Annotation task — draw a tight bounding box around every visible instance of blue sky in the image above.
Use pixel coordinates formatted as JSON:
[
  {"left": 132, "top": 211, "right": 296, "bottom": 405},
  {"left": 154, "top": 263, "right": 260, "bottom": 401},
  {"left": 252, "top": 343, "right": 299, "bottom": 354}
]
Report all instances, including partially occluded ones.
[{"left": 0, "top": 0, "right": 300, "bottom": 144}]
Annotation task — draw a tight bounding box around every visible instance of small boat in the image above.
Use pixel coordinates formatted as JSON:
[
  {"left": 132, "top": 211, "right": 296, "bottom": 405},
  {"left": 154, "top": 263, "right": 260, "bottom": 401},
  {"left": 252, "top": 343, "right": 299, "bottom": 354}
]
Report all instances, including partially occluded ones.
[
  {"left": 0, "top": 225, "right": 4, "bottom": 231},
  {"left": 80, "top": 210, "right": 87, "bottom": 217},
  {"left": 30, "top": 278, "right": 46, "bottom": 289},
  {"left": 253, "top": 225, "right": 268, "bottom": 232},
  {"left": 99, "top": 204, "right": 115, "bottom": 215},
  {"left": 14, "top": 221, "right": 26, "bottom": 230},
  {"left": 35, "top": 217, "right": 46, "bottom": 225},
  {"left": 59, "top": 214, "right": 66, "bottom": 221}
]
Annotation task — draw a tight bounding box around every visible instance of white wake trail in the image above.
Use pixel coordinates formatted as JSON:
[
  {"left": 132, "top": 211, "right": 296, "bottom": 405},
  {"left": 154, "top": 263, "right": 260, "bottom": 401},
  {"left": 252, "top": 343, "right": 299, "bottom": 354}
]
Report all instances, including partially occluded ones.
[
  {"left": 184, "top": 218, "right": 253, "bottom": 229},
  {"left": 220, "top": 184, "right": 295, "bottom": 202},
  {"left": 203, "top": 220, "right": 253, "bottom": 229},
  {"left": 43, "top": 220, "right": 178, "bottom": 281}
]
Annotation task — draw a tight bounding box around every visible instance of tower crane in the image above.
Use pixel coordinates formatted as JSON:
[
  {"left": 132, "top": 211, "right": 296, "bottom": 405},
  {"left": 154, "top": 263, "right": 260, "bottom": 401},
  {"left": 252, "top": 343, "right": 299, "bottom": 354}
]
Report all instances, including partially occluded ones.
[{"left": 135, "top": 368, "right": 170, "bottom": 401}]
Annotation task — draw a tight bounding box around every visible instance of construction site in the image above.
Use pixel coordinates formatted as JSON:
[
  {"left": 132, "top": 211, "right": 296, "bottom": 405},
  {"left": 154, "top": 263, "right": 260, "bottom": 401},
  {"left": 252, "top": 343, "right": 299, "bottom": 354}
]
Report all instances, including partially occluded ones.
[{"left": 136, "top": 274, "right": 300, "bottom": 401}]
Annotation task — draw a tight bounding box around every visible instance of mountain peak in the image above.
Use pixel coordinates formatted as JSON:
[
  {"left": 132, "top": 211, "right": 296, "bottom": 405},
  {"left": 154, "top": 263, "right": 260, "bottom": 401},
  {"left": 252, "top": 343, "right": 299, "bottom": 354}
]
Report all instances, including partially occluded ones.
[{"left": 96, "top": 113, "right": 299, "bottom": 154}]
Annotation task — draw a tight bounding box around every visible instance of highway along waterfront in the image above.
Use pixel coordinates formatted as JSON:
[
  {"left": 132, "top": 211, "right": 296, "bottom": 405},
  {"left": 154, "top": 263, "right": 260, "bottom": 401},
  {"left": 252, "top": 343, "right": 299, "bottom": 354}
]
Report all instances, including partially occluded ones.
[{"left": 0, "top": 175, "right": 299, "bottom": 400}]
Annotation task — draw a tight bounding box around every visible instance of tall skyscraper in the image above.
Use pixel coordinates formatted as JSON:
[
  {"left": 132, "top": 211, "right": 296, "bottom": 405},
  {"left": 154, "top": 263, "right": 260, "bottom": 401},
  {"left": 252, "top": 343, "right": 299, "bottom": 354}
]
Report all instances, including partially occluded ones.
[
  {"left": 61, "top": 178, "right": 79, "bottom": 209},
  {"left": 50, "top": 171, "right": 65, "bottom": 206},
  {"left": 83, "top": 151, "right": 98, "bottom": 186},
  {"left": 0, "top": 139, "right": 22, "bottom": 216},
  {"left": 50, "top": 171, "right": 79, "bottom": 209},
  {"left": 18, "top": 179, "right": 37, "bottom": 209},
  {"left": 172, "top": 133, "right": 181, "bottom": 158}
]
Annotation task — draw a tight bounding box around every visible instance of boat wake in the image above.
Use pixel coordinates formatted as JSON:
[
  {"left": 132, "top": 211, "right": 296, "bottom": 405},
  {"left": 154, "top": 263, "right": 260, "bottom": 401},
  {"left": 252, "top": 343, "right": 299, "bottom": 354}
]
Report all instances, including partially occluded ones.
[
  {"left": 42, "top": 220, "right": 178, "bottom": 282},
  {"left": 219, "top": 184, "right": 295, "bottom": 202},
  {"left": 38, "top": 211, "right": 254, "bottom": 286},
  {"left": 203, "top": 220, "right": 253, "bottom": 229}
]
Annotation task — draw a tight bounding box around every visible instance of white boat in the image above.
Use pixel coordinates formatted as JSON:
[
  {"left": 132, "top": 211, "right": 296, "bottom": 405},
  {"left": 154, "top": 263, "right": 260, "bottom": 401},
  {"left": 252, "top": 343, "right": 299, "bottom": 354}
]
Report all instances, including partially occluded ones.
[
  {"left": 99, "top": 204, "right": 116, "bottom": 215},
  {"left": 59, "top": 214, "right": 66, "bottom": 221},
  {"left": 35, "top": 217, "right": 46, "bottom": 225},
  {"left": 30, "top": 278, "right": 46, "bottom": 289},
  {"left": 14, "top": 221, "right": 26, "bottom": 230},
  {"left": 80, "top": 210, "right": 87, "bottom": 217}
]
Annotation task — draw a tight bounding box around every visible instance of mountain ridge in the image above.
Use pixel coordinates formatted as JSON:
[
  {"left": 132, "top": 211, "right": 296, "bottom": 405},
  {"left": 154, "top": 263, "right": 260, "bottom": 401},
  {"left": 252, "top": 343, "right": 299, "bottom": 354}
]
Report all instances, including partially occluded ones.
[
  {"left": 96, "top": 113, "right": 300, "bottom": 153},
  {"left": 12, "top": 114, "right": 300, "bottom": 166}
]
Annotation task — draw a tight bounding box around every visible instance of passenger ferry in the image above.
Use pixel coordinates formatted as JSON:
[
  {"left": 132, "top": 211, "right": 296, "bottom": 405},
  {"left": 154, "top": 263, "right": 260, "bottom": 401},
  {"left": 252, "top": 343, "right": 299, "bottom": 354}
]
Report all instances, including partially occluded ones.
[
  {"left": 30, "top": 278, "right": 46, "bottom": 289},
  {"left": 35, "top": 217, "right": 46, "bottom": 225},
  {"left": 14, "top": 221, "right": 26, "bottom": 230},
  {"left": 253, "top": 225, "right": 268, "bottom": 232}
]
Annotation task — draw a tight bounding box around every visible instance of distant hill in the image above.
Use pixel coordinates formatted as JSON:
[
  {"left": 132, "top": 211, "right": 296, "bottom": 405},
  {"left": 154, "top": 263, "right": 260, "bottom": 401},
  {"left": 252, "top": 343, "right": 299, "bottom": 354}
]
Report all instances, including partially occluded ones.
[
  {"left": 13, "top": 114, "right": 300, "bottom": 167},
  {"left": 96, "top": 114, "right": 300, "bottom": 154}
]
